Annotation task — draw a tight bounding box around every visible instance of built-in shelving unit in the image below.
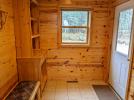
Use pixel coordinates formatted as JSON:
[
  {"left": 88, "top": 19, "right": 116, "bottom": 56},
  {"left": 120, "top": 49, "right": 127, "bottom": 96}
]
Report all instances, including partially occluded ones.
[
  {"left": 32, "top": 34, "right": 40, "bottom": 38},
  {"left": 31, "top": 17, "right": 38, "bottom": 21},
  {"left": 30, "top": 0, "right": 40, "bottom": 53},
  {"left": 31, "top": 0, "right": 39, "bottom": 6}
]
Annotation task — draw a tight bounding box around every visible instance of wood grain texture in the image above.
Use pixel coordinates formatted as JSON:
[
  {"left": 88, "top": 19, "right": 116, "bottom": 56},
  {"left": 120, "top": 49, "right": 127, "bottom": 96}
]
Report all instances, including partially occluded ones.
[
  {"left": 128, "top": 69, "right": 134, "bottom": 100},
  {"left": 14, "top": 0, "right": 41, "bottom": 57},
  {"left": 39, "top": 0, "right": 110, "bottom": 81},
  {"left": 111, "top": 0, "right": 130, "bottom": 7},
  {"left": 47, "top": 65, "right": 104, "bottom": 81},
  {"left": 0, "top": 0, "right": 18, "bottom": 99},
  {"left": 17, "top": 56, "right": 47, "bottom": 93},
  {"left": 13, "top": 0, "right": 34, "bottom": 57},
  {"left": 29, "top": 81, "right": 41, "bottom": 100},
  {"left": 128, "top": 57, "right": 134, "bottom": 100}
]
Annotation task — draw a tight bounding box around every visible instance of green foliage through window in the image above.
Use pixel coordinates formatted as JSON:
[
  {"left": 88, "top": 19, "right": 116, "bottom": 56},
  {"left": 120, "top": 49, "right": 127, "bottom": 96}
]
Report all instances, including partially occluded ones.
[{"left": 61, "top": 10, "right": 90, "bottom": 44}]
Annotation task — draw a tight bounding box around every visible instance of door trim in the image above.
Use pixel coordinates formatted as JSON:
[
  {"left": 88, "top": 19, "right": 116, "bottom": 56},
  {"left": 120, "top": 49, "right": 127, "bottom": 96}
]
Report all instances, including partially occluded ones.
[{"left": 125, "top": 3, "right": 134, "bottom": 100}]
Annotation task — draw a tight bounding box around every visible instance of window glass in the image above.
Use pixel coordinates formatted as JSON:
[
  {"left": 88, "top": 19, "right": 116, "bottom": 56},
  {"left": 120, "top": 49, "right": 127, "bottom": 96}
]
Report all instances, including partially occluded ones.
[
  {"left": 62, "top": 11, "right": 88, "bottom": 26},
  {"left": 61, "top": 10, "right": 90, "bottom": 44},
  {"left": 62, "top": 28, "right": 87, "bottom": 43},
  {"left": 116, "top": 9, "right": 133, "bottom": 55}
]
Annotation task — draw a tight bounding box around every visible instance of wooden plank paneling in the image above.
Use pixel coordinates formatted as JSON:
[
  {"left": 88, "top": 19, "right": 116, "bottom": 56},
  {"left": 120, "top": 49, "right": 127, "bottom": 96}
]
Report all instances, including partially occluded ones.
[
  {"left": 112, "top": 0, "right": 130, "bottom": 6},
  {"left": 13, "top": 0, "right": 33, "bottom": 57},
  {"left": 0, "top": 0, "right": 18, "bottom": 99},
  {"left": 17, "top": 56, "right": 47, "bottom": 93},
  {"left": 128, "top": 48, "right": 134, "bottom": 100},
  {"left": 47, "top": 65, "right": 104, "bottom": 81},
  {"left": 39, "top": 0, "right": 110, "bottom": 81},
  {"left": 128, "top": 69, "right": 134, "bottom": 100}
]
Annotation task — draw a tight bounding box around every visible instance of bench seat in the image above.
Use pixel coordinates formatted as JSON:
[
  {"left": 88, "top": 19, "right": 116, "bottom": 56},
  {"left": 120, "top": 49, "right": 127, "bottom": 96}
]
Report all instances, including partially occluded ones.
[{"left": 6, "top": 81, "right": 40, "bottom": 100}]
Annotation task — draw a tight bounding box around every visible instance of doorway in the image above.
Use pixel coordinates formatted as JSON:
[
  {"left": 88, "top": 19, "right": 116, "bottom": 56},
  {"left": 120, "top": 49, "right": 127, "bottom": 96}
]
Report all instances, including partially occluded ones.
[{"left": 109, "top": 0, "right": 134, "bottom": 100}]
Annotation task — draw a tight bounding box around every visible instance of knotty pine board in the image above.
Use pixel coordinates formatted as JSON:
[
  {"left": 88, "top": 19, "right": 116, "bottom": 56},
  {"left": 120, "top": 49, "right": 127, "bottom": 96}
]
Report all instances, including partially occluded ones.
[
  {"left": 0, "top": 0, "right": 18, "bottom": 99},
  {"left": 128, "top": 70, "right": 134, "bottom": 100},
  {"left": 128, "top": 56, "right": 134, "bottom": 100},
  {"left": 39, "top": 0, "right": 110, "bottom": 81},
  {"left": 39, "top": 1, "right": 134, "bottom": 99},
  {"left": 13, "top": 0, "right": 33, "bottom": 58},
  {"left": 111, "top": 0, "right": 130, "bottom": 6},
  {"left": 47, "top": 65, "right": 104, "bottom": 81}
]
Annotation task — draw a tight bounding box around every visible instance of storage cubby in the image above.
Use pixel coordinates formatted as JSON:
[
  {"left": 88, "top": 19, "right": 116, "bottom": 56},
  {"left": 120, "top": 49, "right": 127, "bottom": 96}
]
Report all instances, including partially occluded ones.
[
  {"left": 30, "top": 0, "right": 40, "bottom": 54},
  {"left": 31, "top": 21, "right": 39, "bottom": 35},
  {"left": 32, "top": 37, "right": 40, "bottom": 49}
]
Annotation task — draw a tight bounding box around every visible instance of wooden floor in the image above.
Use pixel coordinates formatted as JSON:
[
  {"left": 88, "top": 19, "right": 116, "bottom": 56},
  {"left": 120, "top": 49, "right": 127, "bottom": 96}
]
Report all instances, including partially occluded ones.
[{"left": 42, "top": 80, "right": 106, "bottom": 100}]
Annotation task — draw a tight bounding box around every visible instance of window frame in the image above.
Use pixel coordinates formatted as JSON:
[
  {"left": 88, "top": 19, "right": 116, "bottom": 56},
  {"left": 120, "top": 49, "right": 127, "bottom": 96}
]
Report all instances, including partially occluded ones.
[
  {"left": 115, "top": 8, "right": 134, "bottom": 56},
  {"left": 58, "top": 8, "right": 91, "bottom": 47}
]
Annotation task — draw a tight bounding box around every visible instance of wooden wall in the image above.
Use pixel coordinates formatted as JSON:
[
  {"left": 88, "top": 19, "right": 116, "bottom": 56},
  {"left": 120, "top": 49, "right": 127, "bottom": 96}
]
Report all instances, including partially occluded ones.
[
  {"left": 39, "top": 0, "right": 111, "bottom": 81},
  {"left": 128, "top": 57, "right": 134, "bottom": 100},
  {"left": 112, "top": 0, "right": 130, "bottom": 6},
  {"left": 13, "top": 0, "right": 33, "bottom": 58},
  {"left": 0, "top": 0, "right": 18, "bottom": 99}
]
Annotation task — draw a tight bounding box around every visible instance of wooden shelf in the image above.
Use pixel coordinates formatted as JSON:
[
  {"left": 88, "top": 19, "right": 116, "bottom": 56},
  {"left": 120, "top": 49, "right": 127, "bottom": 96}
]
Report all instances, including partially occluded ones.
[
  {"left": 32, "top": 49, "right": 41, "bottom": 53},
  {"left": 33, "top": 49, "right": 40, "bottom": 50},
  {"left": 30, "top": 0, "right": 39, "bottom": 6},
  {"left": 31, "top": 17, "right": 38, "bottom": 21},
  {"left": 32, "top": 34, "right": 40, "bottom": 38},
  {"left": 30, "top": 0, "right": 40, "bottom": 55},
  {"left": 32, "top": 49, "right": 47, "bottom": 58}
]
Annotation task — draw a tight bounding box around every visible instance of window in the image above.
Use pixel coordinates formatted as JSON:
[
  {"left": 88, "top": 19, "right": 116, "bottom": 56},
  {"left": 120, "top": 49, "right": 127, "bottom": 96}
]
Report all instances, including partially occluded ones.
[
  {"left": 116, "top": 8, "right": 133, "bottom": 55},
  {"left": 61, "top": 9, "right": 91, "bottom": 46}
]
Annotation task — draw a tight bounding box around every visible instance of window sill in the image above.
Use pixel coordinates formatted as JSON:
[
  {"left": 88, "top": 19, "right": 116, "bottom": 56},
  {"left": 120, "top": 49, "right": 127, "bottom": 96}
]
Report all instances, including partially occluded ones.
[{"left": 60, "top": 43, "right": 90, "bottom": 48}]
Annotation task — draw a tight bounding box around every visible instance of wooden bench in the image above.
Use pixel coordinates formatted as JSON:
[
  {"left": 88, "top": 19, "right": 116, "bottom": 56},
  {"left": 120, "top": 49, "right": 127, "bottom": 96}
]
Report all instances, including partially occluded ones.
[{"left": 5, "top": 81, "right": 40, "bottom": 100}]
